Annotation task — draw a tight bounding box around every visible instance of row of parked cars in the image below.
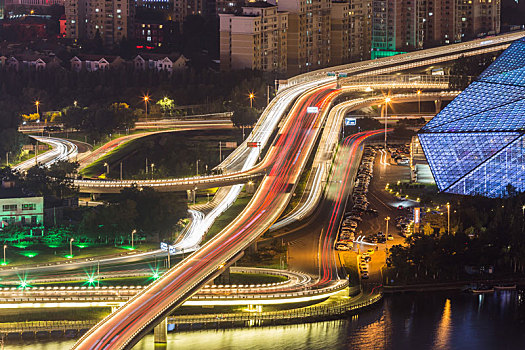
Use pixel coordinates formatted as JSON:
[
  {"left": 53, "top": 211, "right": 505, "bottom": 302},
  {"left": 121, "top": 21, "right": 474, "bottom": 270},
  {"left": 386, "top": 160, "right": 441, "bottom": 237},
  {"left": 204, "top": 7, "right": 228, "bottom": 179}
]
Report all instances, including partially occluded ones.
[{"left": 335, "top": 147, "right": 378, "bottom": 251}]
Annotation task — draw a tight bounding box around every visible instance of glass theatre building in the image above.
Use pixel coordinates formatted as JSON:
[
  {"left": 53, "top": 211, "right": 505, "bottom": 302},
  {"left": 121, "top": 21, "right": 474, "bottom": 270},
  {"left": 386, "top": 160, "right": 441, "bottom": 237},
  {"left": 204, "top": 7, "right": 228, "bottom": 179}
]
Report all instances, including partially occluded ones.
[{"left": 419, "top": 37, "right": 525, "bottom": 198}]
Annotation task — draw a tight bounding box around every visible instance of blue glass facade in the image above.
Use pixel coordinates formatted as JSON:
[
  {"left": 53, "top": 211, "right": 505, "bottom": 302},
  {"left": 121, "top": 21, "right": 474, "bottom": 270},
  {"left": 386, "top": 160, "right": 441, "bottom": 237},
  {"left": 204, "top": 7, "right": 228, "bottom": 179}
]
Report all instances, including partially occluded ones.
[{"left": 419, "top": 37, "right": 525, "bottom": 198}]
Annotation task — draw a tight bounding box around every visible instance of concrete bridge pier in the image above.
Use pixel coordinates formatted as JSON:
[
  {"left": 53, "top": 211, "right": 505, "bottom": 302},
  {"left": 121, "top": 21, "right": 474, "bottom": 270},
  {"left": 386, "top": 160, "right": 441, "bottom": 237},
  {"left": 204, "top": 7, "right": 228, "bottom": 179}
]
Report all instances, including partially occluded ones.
[
  {"left": 154, "top": 318, "right": 168, "bottom": 344},
  {"left": 214, "top": 266, "right": 231, "bottom": 285}
]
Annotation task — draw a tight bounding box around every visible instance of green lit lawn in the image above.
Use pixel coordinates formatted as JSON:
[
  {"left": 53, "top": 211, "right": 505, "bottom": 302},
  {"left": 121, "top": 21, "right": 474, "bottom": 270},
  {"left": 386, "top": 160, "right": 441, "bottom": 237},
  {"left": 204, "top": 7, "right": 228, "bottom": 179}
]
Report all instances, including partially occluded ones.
[{"left": 1, "top": 242, "right": 158, "bottom": 267}]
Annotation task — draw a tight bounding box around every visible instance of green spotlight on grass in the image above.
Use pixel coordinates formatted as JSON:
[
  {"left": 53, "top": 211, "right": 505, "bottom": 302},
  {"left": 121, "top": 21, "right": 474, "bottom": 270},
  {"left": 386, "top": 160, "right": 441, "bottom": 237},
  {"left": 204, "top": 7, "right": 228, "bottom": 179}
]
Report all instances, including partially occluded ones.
[
  {"left": 19, "top": 251, "right": 39, "bottom": 258},
  {"left": 64, "top": 254, "right": 74, "bottom": 259}
]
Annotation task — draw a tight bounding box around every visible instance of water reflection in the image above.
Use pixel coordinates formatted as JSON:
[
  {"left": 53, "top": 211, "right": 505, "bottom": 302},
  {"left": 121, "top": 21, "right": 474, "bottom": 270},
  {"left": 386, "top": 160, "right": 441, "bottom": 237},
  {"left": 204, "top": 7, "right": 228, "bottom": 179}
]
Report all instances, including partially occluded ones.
[
  {"left": 433, "top": 298, "right": 451, "bottom": 349},
  {"left": 4, "top": 291, "right": 525, "bottom": 350}
]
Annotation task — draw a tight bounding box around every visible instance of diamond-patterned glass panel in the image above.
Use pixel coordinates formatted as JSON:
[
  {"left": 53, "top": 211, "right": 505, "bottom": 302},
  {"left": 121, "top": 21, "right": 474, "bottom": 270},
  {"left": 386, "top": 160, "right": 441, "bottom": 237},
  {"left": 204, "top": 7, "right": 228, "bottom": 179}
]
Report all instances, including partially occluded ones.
[
  {"left": 479, "top": 39, "right": 525, "bottom": 78},
  {"left": 427, "top": 99, "right": 525, "bottom": 133},
  {"left": 479, "top": 66, "right": 525, "bottom": 87},
  {"left": 446, "top": 135, "right": 525, "bottom": 197},
  {"left": 418, "top": 132, "right": 519, "bottom": 190},
  {"left": 420, "top": 37, "right": 525, "bottom": 198},
  {"left": 421, "top": 82, "right": 525, "bottom": 131}
]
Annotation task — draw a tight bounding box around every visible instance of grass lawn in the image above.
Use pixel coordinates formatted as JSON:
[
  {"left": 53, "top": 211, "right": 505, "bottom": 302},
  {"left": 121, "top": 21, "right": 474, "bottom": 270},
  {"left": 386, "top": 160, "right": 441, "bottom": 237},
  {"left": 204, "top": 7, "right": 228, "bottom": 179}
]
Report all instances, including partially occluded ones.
[
  {"left": 80, "top": 128, "right": 243, "bottom": 179},
  {"left": 204, "top": 192, "right": 253, "bottom": 242},
  {"left": 0, "top": 307, "right": 111, "bottom": 322},
  {"left": 2, "top": 242, "right": 158, "bottom": 267},
  {"left": 339, "top": 251, "right": 360, "bottom": 286},
  {"left": 228, "top": 272, "right": 287, "bottom": 285}
]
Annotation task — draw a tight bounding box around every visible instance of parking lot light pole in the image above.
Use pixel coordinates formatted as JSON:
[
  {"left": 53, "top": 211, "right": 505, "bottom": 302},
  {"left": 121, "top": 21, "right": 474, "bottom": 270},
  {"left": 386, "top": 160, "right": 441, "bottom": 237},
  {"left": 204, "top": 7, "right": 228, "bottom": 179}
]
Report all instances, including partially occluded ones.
[
  {"left": 385, "top": 216, "right": 390, "bottom": 252},
  {"left": 384, "top": 97, "right": 391, "bottom": 150}
]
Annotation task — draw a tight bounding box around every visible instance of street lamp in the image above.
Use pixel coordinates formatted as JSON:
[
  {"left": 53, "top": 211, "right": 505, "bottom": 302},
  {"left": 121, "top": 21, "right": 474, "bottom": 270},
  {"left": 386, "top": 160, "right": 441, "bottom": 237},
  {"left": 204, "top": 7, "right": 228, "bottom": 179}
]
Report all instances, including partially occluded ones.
[
  {"left": 447, "top": 202, "right": 450, "bottom": 234},
  {"left": 3, "top": 245, "right": 6, "bottom": 266},
  {"left": 522, "top": 205, "right": 525, "bottom": 216},
  {"left": 131, "top": 229, "right": 136, "bottom": 249},
  {"left": 150, "top": 163, "right": 155, "bottom": 179},
  {"left": 417, "top": 90, "right": 422, "bottom": 114},
  {"left": 104, "top": 162, "right": 109, "bottom": 174},
  {"left": 143, "top": 95, "right": 150, "bottom": 116},
  {"left": 248, "top": 92, "right": 255, "bottom": 108},
  {"left": 385, "top": 216, "right": 390, "bottom": 254},
  {"left": 384, "top": 97, "right": 391, "bottom": 150},
  {"left": 69, "top": 238, "right": 74, "bottom": 258},
  {"left": 35, "top": 100, "right": 40, "bottom": 116}
]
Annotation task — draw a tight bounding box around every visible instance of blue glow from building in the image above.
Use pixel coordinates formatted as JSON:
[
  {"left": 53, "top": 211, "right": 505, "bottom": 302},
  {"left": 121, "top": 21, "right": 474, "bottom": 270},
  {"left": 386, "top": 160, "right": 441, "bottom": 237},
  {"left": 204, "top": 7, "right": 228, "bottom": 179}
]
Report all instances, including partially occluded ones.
[{"left": 419, "top": 37, "right": 525, "bottom": 197}]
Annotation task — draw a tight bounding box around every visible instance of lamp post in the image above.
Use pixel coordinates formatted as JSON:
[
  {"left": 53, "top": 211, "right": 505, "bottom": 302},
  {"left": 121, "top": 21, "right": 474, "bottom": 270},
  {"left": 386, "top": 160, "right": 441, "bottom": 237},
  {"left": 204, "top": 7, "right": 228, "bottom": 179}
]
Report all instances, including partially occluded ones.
[
  {"left": 131, "top": 229, "right": 136, "bottom": 249},
  {"left": 447, "top": 202, "right": 450, "bottom": 234},
  {"left": 150, "top": 163, "right": 155, "bottom": 179},
  {"left": 417, "top": 90, "right": 422, "bottom": 114},
  {"left": 35, "top": 100, "right": 40, "bottom": 117},
  {"left": 384, "top": 97, "right": 391, "bottom": 150},
  {"left": 143, "top": 95, "right": 150, "bottom": 117},
  {"left": 69, "top": 238, "right": 74, "bottom": 258},
  {"left": 249, "top": 92, "right": 255, "bottom": 108},
  {"left": 3, "top": 245, "right": 6, "bottom": 265},
  {"left": 104, "top": 162, "right": 109, "bottom": 174}
]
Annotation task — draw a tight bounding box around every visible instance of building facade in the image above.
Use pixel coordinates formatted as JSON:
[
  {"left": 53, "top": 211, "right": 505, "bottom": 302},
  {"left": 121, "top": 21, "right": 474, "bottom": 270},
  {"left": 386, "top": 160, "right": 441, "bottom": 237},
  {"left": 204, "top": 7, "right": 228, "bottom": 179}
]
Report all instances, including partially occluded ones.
[
  {"left": 349, "top": 0, "right": 372, "bottom": 62},
  {"left": 369, "top": 0, "right": 501, "bottom": 59},
  {"left": 0, "top": 190, "right": 43, "bottom": 228},
  {"left": 219, "top": 2, "right": 288, "bottom": 72},
  {"left": 330, "top": 1, "right": 350, "bottom": 66},
  {"left": 278, "top": 0, "right": 331, "bottom": 74},
  {"left": 419, "top": 37, "right": 525, "bottom": 197},
  {"left": 65, "top": 0, "right": 134, "bottom": 47}
]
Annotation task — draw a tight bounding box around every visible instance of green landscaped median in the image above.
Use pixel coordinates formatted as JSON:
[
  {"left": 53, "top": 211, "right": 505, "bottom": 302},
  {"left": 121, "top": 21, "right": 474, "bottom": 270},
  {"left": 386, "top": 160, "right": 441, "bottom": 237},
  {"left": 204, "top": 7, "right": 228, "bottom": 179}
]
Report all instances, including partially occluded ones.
[
  {"left": 1, "top": 243, "right": 158, "bottom": 268},
  {"left": 81, "top": 128, "right": 243, "bottom": 179}
]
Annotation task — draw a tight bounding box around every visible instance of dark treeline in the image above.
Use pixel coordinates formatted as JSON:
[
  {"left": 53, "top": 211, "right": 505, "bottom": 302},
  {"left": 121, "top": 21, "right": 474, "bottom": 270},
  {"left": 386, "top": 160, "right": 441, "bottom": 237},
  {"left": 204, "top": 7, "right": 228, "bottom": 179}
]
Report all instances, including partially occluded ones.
[
  {"left": 390, "top": 188, "right": 525, "bottom": 283},
  {"left": 0, "top": 66, "right": 275, "bottom": 116}
]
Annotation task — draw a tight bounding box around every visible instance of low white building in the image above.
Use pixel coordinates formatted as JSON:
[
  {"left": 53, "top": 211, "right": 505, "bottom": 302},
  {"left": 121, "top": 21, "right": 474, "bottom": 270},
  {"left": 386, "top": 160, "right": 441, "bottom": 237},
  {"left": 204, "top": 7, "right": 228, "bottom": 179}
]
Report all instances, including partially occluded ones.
[{"left": 0, "top": 186, "right": 43, "bottom": 228}]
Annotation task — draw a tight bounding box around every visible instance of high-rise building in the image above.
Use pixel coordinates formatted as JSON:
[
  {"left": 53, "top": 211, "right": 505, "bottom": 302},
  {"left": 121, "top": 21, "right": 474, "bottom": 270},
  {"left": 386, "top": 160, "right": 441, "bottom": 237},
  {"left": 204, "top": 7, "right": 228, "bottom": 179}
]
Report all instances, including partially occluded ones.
[
  {"left": 65, "top": 0, "right": 134, "bottom": 47},
  {"left": 278, "top": 0, "right": 331, "bottom": 74},
  {"left": 370, "top": 0, "right": 501, "bottom": 59},
  {"left": 349, "top": 0, "right": 372, "bottom": 61},
  {"left": 330, "top": 1, "right": 350, "bottom": 65},
  {"left": 457, "top": 0, "right": 500, "bottom": 40},
  {"left": 419, "top": 38, "right": 525, "bottom": 198},
  {"left": 219, "top": 2, "right": 288, "bottom": 72}
]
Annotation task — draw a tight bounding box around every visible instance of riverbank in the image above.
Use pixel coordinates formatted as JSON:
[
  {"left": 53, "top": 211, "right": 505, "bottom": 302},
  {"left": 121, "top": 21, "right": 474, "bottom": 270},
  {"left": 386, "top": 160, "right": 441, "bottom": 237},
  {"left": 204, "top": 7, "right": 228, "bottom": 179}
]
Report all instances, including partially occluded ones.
[{"left": 383, "top": 276, "right": 525, "bottom": 293}]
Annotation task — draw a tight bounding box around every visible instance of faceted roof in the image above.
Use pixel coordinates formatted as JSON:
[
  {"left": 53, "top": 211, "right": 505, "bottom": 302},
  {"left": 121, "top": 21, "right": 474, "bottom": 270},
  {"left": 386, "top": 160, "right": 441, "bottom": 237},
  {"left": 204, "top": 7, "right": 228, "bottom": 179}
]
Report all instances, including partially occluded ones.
[{"left": 419, "top": 37, "right": 525, "bottom": 197}]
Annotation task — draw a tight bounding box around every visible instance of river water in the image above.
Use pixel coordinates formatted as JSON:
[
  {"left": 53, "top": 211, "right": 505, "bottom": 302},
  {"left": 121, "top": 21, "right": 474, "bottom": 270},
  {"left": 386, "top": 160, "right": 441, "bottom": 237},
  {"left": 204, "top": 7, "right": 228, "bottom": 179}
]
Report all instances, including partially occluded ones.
[{"left": 5, "top": 290, "right": 525, "bottom": 350}]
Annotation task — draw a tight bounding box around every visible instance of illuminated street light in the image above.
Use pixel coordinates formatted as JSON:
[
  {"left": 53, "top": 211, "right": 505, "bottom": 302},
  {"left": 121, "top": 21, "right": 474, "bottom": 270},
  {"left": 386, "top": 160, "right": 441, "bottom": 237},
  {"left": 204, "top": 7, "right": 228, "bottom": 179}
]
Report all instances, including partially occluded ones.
[
  {"left": 35, "top": 100, "right": 40, "bottom": 116},
  {"left": 131, "top": 229, "right": 137, "bottom": 249},
  {"left": 447, "top": 202, "right": 450, "bottom": 234},
  {"left": 143, "top": 95, "right": 150, "bottom": 116},
  {"left": 104, "top": 162, "right": 109, "bottom": 174},
  {"left": 384, "top": 97, "right": 391, "bottom": 150},
  {"left": 417, "top": 90, "right": 422, "bottom": 114},
  {"left": 385, "top": 216, "right": 390, "bottom": 254},
  {"left": 248, "top": 92, "right": 255, "bottom": 108},
  {"left": 70, "top": 238, "right": 74, "bottom": 258}
]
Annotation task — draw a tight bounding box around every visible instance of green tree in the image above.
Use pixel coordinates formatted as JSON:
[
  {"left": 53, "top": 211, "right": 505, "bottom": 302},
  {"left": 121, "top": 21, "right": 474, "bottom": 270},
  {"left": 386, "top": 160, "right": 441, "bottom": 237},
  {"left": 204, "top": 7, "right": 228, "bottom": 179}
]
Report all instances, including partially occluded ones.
[{"left": 231, "top": 106, "right": 259, "bottom": 128}]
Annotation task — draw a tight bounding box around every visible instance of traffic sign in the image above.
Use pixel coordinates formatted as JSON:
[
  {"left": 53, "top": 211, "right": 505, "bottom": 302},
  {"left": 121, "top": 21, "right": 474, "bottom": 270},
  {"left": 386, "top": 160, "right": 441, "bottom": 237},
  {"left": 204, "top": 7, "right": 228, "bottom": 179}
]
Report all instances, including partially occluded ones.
[
  {"left": 344, "top": 118, "right": 357, "bottom": 126},
  {"left": 224, "top": 142, "right": 237, "bottom": 148},
  {"left": 307, "top": 107, "right": 319, "bottom": 114},
  {"left": 247, "top": 142, "right": 260, "bottom": 148},
  {"left": 160, "top": 242, "right": 168, "bottom": 251}
]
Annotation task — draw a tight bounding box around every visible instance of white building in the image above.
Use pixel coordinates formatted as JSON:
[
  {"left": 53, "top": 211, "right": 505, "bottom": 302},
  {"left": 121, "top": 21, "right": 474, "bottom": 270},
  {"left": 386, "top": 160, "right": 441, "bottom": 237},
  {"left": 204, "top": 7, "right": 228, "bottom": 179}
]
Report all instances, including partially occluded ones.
[{"left": 0, "top": 190, "right": 44, "bottom": 228}]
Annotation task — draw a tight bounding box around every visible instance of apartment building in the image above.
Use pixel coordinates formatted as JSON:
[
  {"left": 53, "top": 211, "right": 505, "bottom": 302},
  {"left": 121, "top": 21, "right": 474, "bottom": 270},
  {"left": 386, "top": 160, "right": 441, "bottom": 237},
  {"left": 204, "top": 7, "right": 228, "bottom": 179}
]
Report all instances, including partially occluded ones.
[
  {"left": 349, "top": 0, "right": 372, "bottom": 62},
  {"left": 278, "top": 0, "right": 332, "bottom": 74},
  {"left": 370, "top": 0, "right": 500, "bottom": 59},
  {"left": 219, "top": 2, "right": 288, "bottom": 72},
  {"left": 458, "top": 0, "right": 500, "bottom": 40},
  {"left": 331, "top": 1, "right": 350, "bottom": 65},
  {"left": 65, "top": 0, "right": 134, "bottom": 47}
]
